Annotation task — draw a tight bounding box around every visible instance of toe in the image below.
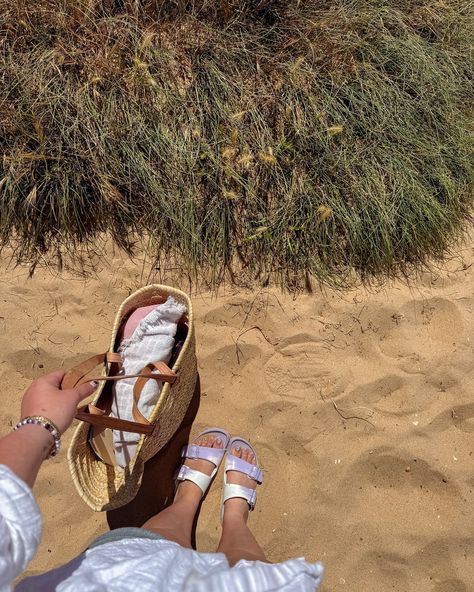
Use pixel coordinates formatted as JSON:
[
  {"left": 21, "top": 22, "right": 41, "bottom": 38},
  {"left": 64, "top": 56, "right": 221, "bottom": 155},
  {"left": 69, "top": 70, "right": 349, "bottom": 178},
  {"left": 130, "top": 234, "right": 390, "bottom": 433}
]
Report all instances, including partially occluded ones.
[
  {"left": 214, "top": 437, "right": 223, "bottom": 449},
  {"left": 200, "top": 435, "right": 209, "bottom": 447},
  {"left": 244, "top": 448, "right": 254, "bottom": 464},
  {"left": 232, "top": 445, "right": 242, "bottom": 458}
]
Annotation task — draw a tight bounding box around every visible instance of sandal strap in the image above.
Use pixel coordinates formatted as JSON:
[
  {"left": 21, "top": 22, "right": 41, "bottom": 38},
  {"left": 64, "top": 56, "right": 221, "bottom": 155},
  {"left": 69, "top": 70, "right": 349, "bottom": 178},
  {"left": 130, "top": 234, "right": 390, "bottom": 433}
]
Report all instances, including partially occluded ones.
[
  {"left": 223, "top": 483, "right": 257, "bottom": 510},
  {"left": 225, "top": 455, "right": 263, "bottom": 483},
  {"left": 176, "top": 465, "right": 214, "bottom": 496},
  {"left": 181, "top": 444, "right": 226, "bottom": 467}
]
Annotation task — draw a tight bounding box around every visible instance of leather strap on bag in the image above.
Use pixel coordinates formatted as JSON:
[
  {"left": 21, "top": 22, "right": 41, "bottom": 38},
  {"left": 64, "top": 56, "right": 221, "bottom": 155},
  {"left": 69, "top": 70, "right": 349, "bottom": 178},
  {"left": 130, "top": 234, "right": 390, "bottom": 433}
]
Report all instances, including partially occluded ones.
[
  {"left": 75, "top": 406, "right": 156, "bottom": 435},
  {"left": 61, "top": 352, "right": 177, "bottom": 434},
  {"left": 61, "top": 352, "right": 122, "bottom": 390}
]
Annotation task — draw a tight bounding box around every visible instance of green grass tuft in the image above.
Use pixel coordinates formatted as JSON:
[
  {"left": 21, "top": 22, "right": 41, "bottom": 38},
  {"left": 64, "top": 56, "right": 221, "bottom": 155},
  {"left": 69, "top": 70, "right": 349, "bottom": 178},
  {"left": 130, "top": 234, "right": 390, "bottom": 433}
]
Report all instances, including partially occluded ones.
[{"left": 1, "top": 1, "right": 473, "bottom": 287}]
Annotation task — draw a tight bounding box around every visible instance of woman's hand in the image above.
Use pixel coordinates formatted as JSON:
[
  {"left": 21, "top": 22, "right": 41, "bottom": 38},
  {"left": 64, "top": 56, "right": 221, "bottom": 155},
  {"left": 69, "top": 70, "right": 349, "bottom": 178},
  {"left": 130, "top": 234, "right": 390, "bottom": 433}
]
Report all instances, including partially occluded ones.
[
  {"left": 0, "top": 371, "right": 97, "bottom": 488},
  {"left": 21, "top": 370, "right": 96, "bottom": 434}
]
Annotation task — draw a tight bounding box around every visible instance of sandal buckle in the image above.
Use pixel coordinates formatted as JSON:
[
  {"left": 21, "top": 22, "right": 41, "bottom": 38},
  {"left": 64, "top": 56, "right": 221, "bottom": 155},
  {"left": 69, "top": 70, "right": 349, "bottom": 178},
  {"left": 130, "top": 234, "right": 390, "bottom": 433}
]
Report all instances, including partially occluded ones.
[
  {"left": 249, "top": 490, "right": 257, "bottom": 509},
  {"left": 189, "top": 444, "right": 199, "bottom": 459}
]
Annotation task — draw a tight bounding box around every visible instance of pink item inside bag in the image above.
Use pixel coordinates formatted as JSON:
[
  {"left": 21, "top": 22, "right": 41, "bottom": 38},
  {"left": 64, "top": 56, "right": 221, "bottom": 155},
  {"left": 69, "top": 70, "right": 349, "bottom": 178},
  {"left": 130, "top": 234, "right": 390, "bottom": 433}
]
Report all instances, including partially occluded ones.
[{"left": 118, "top": 304, "right": 161, "bottom": 341}]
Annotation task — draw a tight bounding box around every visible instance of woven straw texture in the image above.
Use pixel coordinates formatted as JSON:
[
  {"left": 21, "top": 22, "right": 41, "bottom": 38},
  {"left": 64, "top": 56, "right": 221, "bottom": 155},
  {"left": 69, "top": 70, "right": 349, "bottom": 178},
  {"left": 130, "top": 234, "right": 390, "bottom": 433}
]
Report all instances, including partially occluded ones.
[{"left": 67, "top": 285, "right": 197, "bottom": 511}]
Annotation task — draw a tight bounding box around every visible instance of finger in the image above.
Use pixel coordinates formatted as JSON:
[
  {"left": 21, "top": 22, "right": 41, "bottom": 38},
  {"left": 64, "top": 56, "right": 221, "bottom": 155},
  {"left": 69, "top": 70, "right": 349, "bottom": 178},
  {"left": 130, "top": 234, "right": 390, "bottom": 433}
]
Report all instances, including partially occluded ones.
[
  {"left": 74, "top": 380, "right": 98, "bottom": 402},
  {"left": 41, "top": 369, "right": 66, "bottom": 386}
]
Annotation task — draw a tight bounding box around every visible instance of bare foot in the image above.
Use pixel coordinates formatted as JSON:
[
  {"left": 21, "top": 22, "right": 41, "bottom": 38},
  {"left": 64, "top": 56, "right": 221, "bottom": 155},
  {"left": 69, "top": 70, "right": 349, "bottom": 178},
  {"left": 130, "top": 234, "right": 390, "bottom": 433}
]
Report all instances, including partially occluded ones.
[
  {"left": 223, "top": 444, "right": 258, "bottom": 523},
  {"left": 175, "top": 432, "right": 224, "bottom": 504}
]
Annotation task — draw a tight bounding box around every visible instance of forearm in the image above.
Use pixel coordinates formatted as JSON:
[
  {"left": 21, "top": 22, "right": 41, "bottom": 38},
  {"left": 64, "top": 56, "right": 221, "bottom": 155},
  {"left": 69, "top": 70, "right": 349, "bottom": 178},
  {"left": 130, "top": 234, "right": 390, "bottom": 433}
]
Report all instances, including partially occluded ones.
[{"left": 0, "top": 426, "right": 52, "bottom": 488}]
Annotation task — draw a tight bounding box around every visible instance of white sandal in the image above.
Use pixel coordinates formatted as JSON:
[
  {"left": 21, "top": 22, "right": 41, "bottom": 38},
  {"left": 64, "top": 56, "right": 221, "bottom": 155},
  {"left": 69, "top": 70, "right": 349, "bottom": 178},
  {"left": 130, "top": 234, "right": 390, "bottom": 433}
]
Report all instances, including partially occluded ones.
[
  {"left": 175, "top": 427, "right": 230, "bottom": 497},
  {"left": 221, "top": 437, "right": 263, "bottom": 518}
]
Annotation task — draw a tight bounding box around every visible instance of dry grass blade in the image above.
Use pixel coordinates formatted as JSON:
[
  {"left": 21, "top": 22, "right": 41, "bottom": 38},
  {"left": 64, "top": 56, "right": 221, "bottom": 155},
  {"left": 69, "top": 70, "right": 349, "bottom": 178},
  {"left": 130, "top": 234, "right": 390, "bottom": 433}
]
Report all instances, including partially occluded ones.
[{"left": 0, "top": 0, "right": 472, "bottom": 288}]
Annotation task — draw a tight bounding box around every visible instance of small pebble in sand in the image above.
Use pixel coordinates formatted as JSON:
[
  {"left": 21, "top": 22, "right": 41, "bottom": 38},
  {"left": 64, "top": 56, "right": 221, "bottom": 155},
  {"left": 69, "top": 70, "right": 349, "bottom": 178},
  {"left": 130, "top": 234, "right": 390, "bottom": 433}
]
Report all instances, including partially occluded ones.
[{"left": 405, "top": 466, "right": 411, "bottom": 472}]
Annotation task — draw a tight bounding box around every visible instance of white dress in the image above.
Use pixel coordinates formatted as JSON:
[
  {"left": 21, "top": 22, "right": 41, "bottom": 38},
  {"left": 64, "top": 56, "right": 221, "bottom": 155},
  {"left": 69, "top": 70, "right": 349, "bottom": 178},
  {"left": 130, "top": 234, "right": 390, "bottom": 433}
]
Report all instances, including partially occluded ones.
[{"left": 0, "top": 465, "right": 324, "bottom": 592}]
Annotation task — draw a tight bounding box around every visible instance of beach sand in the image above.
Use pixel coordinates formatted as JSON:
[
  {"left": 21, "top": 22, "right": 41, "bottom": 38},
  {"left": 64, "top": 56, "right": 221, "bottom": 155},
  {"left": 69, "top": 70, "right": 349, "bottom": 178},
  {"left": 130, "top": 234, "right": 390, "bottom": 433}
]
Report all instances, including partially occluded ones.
[{"left": 1, "top": 244, "right": 473, "bottom": 592}]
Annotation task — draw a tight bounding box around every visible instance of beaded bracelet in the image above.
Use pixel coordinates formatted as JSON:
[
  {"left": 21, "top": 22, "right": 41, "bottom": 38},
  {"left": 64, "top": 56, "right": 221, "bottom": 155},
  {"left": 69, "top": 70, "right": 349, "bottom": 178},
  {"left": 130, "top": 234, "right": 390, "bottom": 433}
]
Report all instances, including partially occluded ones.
[{"left": 13, "top": 416, "right": 61, "bottom": 457}]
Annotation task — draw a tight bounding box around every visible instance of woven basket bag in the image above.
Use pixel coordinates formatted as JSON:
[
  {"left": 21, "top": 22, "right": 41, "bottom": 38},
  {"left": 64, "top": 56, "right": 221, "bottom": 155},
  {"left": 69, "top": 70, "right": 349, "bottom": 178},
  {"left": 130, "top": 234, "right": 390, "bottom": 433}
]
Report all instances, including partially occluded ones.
[{"left": 62, "top": 285, "right": 197, "bottom": 512}]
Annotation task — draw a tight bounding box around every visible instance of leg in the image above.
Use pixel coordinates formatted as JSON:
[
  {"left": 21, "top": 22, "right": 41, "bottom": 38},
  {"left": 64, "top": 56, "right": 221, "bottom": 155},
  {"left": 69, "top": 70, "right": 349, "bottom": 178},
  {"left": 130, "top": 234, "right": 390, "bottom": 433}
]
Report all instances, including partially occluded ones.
[
  {"left": 217, "top": 445, "right": 268, "bottom": 566},
  {"left": 141, "top": 433, "right": 224, "bottom": 548}
]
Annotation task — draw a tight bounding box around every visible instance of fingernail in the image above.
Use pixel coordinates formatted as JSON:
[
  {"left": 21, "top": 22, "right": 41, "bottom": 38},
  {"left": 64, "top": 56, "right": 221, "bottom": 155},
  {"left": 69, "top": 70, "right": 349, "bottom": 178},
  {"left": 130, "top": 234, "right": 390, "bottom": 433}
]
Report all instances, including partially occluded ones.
[{"left": 89, "top": 381, "right": 98, "bottom": 387}]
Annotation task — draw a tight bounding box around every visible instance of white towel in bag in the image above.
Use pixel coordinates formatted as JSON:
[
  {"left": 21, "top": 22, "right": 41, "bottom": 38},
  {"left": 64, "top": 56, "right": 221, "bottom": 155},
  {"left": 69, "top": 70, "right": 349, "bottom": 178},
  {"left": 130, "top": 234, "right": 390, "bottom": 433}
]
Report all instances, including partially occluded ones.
[{"left": 111, "top": 296, "right": 186, "bottom": 468}]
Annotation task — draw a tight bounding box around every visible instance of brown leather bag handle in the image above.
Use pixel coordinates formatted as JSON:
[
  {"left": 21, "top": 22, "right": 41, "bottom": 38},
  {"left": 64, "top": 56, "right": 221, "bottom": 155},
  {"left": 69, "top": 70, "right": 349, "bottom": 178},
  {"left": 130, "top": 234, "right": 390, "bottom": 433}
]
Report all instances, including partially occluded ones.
[
  {"left": 61, "top": 353, "right": 177, "bottom": 389},
  {"left": 75, "top": 407, "right": 155, "bottom": 435},
  {"left": 61, "top": 353, "right": 177, "bottom": 434},
  {"left": 61, "top": 352, "right": 121, "bottom": 390}
]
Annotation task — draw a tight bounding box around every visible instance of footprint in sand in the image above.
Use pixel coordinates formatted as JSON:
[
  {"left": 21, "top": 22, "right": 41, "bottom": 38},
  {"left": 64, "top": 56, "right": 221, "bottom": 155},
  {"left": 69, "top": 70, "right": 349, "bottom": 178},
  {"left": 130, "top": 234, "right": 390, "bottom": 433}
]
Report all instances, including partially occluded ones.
[
  {"left": 379, "top": 297, "right": 464, "bottom": 361},
  {"left": 343, "top": 446, "right": 459, "bottom": 497},
  {"left": 264, "top": 336, "right": 330, "bottom": 401},
  {"left": 353, "top": 549, "right": 410, "bottom": 590},
  {"left": 8, "top": 285, "right": 35, "bottom": 301},
  {"left": 426, "top": 402, "right": 474, "bottom": 435},
  {"left": 203, "top": 303, "right": 248, "bottom": 329},
  {"left": 5, "top": 348, "right": 68, "bottom": 379},
  {"left": 335, "top": 373, "right": 441, "bottom": 417},
  {"left": 451, "top": 403, "right": 474, "bottom": 433},
  {"left": 410, "top": 539, "right": 472, "bottom": 592},
  {"left": 205, "top": 343, "right": 263, "bottom": 373},
  {"left": 203, "top": 297, "right": 279, "bottom": 331}
]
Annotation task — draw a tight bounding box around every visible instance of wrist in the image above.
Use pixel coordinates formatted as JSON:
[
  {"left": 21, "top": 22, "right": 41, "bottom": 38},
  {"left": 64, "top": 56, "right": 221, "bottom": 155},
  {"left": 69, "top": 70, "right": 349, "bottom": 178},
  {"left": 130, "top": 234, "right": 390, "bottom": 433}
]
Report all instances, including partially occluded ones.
[
  {"left": 14, "top": 416, "right": 61, "bottom": 458},
  {"left": 12, "top": 424, "right": 55, "bottom": 459}
]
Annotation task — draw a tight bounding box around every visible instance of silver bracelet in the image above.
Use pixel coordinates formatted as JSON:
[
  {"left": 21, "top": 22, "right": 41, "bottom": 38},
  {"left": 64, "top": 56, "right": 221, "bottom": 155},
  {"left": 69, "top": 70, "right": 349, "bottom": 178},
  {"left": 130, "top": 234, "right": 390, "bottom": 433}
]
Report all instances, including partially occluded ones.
[{"left": 13, "top": 416, "right": 61, "bottom": 457}]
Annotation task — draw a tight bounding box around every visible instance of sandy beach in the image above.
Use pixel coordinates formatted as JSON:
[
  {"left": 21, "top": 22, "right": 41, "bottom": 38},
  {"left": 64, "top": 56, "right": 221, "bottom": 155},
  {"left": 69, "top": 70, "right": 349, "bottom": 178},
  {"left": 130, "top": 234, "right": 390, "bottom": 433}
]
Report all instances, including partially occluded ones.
[{"left": 1, "top": 243, "right": 473, "bottom": 592}]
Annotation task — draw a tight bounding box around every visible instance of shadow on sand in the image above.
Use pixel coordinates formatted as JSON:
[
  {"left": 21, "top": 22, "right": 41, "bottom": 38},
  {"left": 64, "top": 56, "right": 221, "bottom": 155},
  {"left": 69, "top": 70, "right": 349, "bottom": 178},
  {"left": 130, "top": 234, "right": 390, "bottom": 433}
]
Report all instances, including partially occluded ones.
[{"left": 106, "top": 375, "right": 201, "bottom": 530}]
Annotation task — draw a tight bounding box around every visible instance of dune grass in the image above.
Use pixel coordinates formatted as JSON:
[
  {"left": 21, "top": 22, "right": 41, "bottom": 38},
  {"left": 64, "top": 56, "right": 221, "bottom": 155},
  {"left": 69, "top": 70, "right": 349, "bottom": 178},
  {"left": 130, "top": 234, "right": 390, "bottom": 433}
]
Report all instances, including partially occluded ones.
[{"left": 0, "top": 1, "right": 472, "bottom": 287}]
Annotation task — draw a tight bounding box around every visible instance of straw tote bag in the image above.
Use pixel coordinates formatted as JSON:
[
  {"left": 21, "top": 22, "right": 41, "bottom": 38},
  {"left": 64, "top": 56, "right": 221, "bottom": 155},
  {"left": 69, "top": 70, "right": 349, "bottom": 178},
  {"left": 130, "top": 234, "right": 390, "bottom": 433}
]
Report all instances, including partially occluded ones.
[{"left": 62, "top": 285, "right": 197, "bottom": 512}]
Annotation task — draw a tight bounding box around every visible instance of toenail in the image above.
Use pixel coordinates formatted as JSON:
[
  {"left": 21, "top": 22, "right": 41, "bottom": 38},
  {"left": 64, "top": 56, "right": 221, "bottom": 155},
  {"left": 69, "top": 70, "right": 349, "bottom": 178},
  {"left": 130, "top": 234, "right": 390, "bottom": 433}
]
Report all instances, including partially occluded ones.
[
  {"left": 235, "top": 446, "right": 241, "bottom": 452},
  {"left": 216, "top": 438, "right": 222, "bottom": 445}
]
